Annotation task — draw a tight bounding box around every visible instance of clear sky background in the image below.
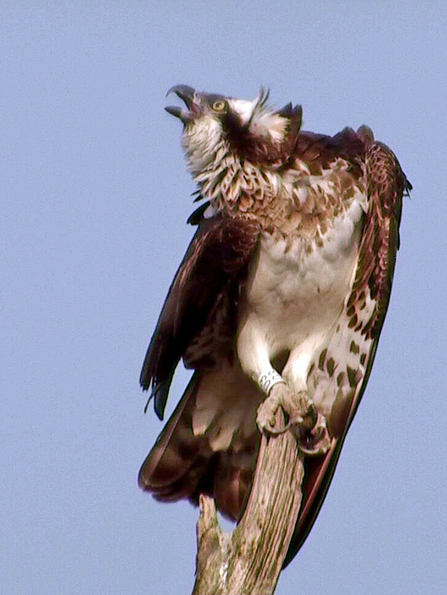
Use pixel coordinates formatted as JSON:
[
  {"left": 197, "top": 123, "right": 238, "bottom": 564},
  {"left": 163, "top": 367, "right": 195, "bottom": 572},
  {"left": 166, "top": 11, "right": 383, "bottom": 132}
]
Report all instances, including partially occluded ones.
[{"left": 2, "top": 2, "right": 446, "bottom": 594}]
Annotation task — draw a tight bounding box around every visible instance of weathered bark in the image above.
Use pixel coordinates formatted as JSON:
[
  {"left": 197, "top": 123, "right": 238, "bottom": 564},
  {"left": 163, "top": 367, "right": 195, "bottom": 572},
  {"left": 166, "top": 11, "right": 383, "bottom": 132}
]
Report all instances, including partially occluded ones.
[{"left": 192, "top": 412, "right": 304, "bottom": 595}]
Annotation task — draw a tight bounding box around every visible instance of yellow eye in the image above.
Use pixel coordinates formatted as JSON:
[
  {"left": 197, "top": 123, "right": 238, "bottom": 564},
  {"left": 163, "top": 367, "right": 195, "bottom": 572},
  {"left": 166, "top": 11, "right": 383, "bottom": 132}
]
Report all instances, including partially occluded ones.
[{"left": 212, "top": 100, "right": 227, "bottom": 112}]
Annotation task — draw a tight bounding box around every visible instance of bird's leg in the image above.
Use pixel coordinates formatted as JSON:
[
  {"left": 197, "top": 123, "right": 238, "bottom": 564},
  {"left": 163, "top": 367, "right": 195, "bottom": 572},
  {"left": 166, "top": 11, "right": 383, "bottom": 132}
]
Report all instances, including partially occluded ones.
[
  {"left": 236, "top": 327, "right": 330, "bottom": 454},
  {"left": 256, "top": 383, "right": 330, "bottom": 456}
]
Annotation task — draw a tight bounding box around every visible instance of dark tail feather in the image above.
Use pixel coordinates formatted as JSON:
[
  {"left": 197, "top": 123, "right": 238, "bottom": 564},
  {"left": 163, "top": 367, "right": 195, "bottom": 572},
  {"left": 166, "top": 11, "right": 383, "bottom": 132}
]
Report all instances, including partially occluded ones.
[
  {"left": 139, "top": 368, "right": 261, "bottom": 521},
  {"left": 139, "top": 373, "right": 210, "bottom": 499}
]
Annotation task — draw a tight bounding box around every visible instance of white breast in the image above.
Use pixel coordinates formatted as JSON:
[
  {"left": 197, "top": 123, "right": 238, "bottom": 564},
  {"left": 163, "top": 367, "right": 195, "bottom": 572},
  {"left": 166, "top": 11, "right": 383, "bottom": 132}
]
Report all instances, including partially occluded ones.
[{"left": 240, "top": 198, "right": 364, "bottom": 379}]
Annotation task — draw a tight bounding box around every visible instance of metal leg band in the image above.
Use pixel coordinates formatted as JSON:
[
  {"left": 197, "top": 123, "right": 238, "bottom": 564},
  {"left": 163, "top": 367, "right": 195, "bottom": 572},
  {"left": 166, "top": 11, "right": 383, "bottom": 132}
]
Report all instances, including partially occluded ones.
[{"left": 259, "top": 370, "right": 285, "bottom": 394}]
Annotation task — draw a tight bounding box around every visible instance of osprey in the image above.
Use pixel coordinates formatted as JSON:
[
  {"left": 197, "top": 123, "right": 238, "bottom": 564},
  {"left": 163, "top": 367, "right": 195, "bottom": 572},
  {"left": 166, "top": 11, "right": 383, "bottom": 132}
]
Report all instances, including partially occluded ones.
[{"left": 139, "top": 85, "right": 410, "bottom": 565}]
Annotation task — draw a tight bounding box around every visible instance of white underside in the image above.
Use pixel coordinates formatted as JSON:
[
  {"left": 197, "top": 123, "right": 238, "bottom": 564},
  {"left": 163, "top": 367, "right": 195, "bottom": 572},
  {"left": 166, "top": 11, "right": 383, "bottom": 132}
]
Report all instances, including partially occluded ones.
[{"left": 237, "top": 198, "right": 365, "bottom": 403}]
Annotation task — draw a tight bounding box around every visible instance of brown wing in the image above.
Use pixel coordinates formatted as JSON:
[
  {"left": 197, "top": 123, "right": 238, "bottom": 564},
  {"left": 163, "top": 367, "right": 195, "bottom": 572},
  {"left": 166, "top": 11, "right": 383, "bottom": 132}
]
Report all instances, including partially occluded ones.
[
  {"left": 284, "top": 133, "right": 411, "bottom": 566},
  {"left": 140, "top": 214, "right": 260, "bottom": 419},
  {"left": 296, "top": 126, "right": 366, "bottom": 170}
]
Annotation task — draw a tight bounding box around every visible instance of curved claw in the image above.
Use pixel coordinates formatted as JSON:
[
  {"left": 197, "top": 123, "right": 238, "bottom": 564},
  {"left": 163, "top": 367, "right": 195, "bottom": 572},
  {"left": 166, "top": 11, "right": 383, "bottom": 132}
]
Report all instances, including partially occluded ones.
[
  {"left": 295, "top": 413, "right": 331, "bottom": 456},
  {"left": 260, "top": 418, "right": 296, "bottom": 436}
]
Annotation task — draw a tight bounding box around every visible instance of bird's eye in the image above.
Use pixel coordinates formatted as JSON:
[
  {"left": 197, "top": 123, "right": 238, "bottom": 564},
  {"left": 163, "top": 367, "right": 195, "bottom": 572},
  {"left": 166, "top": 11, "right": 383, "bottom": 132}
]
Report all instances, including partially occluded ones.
[{"left": 212, "top": 100, "right": 228, "bottom": 112}]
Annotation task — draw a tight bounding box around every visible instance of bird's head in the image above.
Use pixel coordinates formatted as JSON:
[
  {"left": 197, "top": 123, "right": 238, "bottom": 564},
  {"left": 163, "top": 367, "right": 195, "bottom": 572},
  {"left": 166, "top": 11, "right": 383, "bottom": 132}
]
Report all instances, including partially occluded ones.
[{"left": 165, "top": 84, "right": 303, "bottom": 175}]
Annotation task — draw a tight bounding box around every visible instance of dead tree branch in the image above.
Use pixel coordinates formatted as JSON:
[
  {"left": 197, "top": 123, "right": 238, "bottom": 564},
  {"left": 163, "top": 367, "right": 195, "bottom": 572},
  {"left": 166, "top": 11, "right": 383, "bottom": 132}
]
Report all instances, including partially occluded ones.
[{"left": 192, "top": 412, "right": 304, "bottom": 595}]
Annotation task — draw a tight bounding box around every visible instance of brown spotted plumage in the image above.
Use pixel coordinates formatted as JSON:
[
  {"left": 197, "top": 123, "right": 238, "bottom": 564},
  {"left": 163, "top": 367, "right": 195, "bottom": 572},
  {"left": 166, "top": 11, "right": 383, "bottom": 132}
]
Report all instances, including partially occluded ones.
[{"left": 139, "top": 86, "right": 410, "bottom": 566}]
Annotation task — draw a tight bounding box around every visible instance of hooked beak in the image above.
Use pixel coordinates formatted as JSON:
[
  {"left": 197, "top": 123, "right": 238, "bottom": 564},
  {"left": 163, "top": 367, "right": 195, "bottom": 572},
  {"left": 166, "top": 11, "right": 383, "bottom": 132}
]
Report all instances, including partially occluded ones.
[{"left": 165, "top": 84, "right": 201, "bottom": 123}]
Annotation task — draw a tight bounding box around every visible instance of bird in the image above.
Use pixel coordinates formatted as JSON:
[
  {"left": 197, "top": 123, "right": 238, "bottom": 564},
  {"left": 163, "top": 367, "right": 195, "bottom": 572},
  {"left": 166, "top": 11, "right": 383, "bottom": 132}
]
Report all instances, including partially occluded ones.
[{"left": 138, "top": 85, "right": 410, "bottom": 565}]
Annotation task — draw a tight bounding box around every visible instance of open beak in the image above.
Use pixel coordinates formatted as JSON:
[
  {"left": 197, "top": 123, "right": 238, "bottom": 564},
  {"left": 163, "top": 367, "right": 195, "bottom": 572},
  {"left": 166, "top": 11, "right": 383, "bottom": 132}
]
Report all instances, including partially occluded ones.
[{"left": 165, "top": 84, "right": 201, "bottom": 123}]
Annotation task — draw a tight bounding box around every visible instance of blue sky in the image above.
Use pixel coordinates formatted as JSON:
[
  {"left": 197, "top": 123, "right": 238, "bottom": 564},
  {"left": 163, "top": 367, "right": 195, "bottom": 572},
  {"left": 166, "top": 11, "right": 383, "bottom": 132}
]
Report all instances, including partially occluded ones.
[{"left": 2, "top": 2, "right": 447, "bottom": 594}]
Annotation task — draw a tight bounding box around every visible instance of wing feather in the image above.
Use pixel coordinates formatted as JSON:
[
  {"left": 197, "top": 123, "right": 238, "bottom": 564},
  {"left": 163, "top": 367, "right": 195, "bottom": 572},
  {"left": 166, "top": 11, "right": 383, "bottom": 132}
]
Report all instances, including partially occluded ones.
[
  {"left": 140, "top": 215, "right": 259, "bottom": 419},
  {"left": 285, "top": 137, "right": 410, "bottom": 565}
]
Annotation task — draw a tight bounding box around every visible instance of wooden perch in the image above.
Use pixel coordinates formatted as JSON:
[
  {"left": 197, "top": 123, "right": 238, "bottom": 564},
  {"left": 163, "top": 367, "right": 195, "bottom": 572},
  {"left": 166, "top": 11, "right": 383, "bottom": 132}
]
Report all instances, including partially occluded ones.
[{"left": 192, "top": 411, "right": 304, "bottom": 595}]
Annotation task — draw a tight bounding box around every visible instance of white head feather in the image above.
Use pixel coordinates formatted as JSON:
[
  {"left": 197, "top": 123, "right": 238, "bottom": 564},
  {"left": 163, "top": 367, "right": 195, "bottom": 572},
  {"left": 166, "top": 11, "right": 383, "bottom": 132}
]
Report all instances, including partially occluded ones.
[
  {"left": 230, "top": 89, "right": 289, "bottom": 143},
  {"left": 181, "top": 89, "right": 289, "bottom": 174}
]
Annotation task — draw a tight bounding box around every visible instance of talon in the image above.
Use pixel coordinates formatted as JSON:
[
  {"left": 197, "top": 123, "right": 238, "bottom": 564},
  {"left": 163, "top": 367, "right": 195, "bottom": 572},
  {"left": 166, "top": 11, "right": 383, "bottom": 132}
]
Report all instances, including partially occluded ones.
[
  {"left": 256, "top": 383, "right": 311, "bottom": 436},
  {"left": 256, "top": 384, "right": 289, "bottom": 435},
  {"left": 261, "top": 419, "right": 292, "bottom": 436},
  {"left": 295, "top": 413, "right": 331, "bottom": 456},
  {"left": 256, "top": 382, "right": 331, "bottom": 454},
  {"left": 256, "top": 402, "right": 286, "bottom": 435}
]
